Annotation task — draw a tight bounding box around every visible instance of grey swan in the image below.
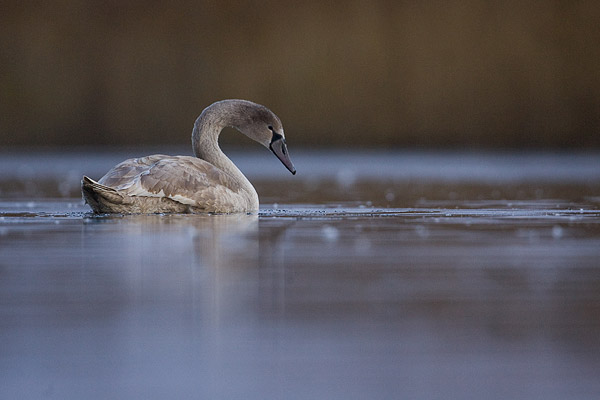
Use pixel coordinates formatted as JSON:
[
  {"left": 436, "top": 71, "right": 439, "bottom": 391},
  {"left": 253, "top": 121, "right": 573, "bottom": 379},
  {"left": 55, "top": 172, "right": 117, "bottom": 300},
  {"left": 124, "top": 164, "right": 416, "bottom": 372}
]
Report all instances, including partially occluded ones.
[{"left": 81, "top": 99, "right": 296, "bottom": 214}]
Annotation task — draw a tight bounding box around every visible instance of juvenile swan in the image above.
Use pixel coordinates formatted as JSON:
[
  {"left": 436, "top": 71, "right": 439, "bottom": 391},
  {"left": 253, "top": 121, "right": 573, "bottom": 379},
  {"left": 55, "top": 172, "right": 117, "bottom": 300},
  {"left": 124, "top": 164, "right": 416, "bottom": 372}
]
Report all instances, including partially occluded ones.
[{"left": 81, "top": 99, "right": 296, "bottom": 214}]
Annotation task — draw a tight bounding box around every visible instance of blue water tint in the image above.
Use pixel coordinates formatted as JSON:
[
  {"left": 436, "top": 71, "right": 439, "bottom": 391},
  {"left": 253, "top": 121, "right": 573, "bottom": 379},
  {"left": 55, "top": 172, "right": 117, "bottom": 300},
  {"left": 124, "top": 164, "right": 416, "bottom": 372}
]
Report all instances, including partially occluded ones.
[{"left": 1, "top": 150, "right": 600, "bottom": 399}]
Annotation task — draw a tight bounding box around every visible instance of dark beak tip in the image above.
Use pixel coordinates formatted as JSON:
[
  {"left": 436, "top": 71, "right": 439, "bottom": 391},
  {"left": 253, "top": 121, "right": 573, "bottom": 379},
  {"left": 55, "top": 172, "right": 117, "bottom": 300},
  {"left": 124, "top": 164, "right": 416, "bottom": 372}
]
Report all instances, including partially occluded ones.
[{"left": 270, "top": 139, "right": 296, "bottom": 176}]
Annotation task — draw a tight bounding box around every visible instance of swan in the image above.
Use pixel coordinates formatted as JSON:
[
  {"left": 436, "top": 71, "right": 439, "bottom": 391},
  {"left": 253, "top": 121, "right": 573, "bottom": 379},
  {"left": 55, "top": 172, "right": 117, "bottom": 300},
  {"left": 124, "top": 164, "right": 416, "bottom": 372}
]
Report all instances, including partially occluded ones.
[{"left": 81, "top": 99, "right": 296, "bottom": 214}]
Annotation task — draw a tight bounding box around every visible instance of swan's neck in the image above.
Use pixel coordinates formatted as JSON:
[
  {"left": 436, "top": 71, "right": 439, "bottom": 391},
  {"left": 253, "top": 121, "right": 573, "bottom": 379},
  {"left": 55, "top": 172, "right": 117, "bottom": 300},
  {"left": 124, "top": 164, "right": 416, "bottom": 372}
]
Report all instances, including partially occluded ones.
[{"left": 191, "top": 106, "right": 258, "bottom": 209}]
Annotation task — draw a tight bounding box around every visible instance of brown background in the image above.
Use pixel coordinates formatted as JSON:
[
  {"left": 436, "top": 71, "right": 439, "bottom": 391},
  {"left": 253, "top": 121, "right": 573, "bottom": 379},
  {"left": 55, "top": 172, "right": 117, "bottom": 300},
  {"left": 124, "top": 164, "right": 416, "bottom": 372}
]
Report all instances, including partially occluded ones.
[{"left": 1, "top": 0, "right": 599, "bottom": 148}]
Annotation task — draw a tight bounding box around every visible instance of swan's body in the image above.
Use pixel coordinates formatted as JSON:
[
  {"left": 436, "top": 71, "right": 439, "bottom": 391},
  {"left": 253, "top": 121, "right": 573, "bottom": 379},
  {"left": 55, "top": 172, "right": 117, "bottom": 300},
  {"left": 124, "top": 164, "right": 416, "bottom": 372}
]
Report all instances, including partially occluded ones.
[{"left": 81, "top": 99, "right": 295, "bottom": 214}]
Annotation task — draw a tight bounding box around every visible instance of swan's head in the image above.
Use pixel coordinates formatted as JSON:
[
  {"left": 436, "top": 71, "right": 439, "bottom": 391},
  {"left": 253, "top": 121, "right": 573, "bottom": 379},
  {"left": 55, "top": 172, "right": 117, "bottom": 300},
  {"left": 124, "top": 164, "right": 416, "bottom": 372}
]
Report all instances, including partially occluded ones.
[{"left": 226, "top": 100, "right": 296, "bottom": 175}]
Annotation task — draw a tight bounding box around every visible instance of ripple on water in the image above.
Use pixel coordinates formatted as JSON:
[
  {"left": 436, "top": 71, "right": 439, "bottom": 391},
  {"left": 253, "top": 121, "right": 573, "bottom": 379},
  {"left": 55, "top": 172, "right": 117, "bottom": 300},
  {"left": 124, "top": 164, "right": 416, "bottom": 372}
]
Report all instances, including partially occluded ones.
[{"left": 0, "top": 199, "right": 599, "bottom": 222}]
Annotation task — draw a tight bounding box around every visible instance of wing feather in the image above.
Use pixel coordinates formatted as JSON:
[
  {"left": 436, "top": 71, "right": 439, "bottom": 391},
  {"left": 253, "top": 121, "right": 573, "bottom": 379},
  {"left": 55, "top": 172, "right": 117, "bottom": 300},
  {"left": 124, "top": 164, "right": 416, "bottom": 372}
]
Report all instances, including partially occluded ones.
[{"left": 98, "top": 155, "right": 167, "bottom": 189}]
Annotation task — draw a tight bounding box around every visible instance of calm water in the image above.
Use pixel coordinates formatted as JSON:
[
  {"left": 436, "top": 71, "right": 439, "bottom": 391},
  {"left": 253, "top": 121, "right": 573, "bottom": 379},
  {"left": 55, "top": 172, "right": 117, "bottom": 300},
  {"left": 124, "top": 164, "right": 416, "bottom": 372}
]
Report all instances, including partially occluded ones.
[{"left": 1, "top": 150, "right": 600, "bottom": 399}]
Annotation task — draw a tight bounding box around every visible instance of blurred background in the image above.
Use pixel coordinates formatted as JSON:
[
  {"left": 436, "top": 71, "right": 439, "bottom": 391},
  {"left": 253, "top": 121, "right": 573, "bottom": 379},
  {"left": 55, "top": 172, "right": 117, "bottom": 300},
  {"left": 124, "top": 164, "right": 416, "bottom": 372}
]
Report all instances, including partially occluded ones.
[
  {"left": 2, "top": 3, "right": 600, "bottom": 399},
  {"left": 1, "top": 0, "right": 599, "bottom": 149}
]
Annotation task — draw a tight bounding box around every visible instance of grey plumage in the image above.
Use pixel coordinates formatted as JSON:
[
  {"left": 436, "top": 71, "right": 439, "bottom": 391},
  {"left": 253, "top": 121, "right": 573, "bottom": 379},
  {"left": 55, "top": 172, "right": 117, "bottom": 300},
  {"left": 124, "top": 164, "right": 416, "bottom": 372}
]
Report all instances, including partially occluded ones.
[{"left": 81, "top": 99, "right": 295, "bottom": 214}]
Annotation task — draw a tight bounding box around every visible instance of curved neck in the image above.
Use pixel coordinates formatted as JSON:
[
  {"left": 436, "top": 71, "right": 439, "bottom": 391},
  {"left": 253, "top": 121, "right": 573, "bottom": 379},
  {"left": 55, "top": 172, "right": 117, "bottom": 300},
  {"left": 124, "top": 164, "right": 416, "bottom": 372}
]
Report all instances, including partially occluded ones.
[{"left": 191, "top": 103, "right": 258, "bottom": 206}]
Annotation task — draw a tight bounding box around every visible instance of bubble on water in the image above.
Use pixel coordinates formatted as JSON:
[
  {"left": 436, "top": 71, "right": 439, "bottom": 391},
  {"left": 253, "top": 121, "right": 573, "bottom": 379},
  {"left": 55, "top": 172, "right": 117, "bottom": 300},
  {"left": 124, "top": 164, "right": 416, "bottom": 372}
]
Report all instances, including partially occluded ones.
[
  {"left": 552, "top": 225, "right": 563, "bottom": 239},
  {"left": 336, "top": 169, "right": 356, "bottom": 187},
  {"left": 385, "top": 191, "right": 395, "bottom": 202},
  {"left": 414, "top": 225, "right": 429, "bottom": 238},
  {"left": 321, "top": 225, "right": 339, "bottom": 242},
  {"left": 59, "top": 181, "right": 72, "bottom": 197}
]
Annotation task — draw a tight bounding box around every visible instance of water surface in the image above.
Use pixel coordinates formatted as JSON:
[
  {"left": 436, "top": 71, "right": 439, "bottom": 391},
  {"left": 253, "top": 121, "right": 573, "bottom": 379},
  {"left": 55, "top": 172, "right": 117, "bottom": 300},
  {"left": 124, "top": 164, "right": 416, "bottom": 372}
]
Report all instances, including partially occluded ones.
[{"left": 1, "top": 150, "right": 599, "bottom": 399}]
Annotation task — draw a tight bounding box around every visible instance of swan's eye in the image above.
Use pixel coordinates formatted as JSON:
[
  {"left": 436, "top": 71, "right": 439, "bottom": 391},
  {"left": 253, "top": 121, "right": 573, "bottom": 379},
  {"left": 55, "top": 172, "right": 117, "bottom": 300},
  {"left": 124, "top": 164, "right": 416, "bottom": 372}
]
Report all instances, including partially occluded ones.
[{"left": 268, "top": 125, "right": 274, "bottom": 131}]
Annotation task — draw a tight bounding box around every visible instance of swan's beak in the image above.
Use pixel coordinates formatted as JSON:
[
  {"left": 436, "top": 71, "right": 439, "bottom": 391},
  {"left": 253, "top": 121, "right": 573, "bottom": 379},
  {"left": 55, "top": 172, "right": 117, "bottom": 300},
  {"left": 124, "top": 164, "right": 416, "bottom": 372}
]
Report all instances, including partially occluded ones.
[{"left": 270, "top": 138, "right": 296, "bottom": 175}]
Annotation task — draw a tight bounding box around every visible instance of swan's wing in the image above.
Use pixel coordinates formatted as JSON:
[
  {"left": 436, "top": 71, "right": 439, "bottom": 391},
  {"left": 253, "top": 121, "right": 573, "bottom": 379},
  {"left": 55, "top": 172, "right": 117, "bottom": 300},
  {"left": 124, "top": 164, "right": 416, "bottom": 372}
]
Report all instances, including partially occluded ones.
[
  {"left": 101, "top": 155, "right": 245, "bottom": 211},
  {"left": 98, "top": 155, "right": 168, "bottom": 189}
]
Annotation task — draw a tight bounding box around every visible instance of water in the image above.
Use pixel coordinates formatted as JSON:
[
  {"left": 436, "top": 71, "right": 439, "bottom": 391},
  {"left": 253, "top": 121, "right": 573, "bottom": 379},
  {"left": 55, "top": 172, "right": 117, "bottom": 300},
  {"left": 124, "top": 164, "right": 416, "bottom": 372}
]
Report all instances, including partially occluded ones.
[{"left": 1, "top": 150, "right": 600, "bottom": 399}]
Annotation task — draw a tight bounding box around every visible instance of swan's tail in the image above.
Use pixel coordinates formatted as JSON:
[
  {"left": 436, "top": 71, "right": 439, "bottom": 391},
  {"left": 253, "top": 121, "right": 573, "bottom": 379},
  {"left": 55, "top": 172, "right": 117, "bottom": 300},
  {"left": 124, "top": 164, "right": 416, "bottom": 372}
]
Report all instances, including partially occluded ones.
[{"left": 81, "top": 176, "right": 125, "bottom": 212}]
